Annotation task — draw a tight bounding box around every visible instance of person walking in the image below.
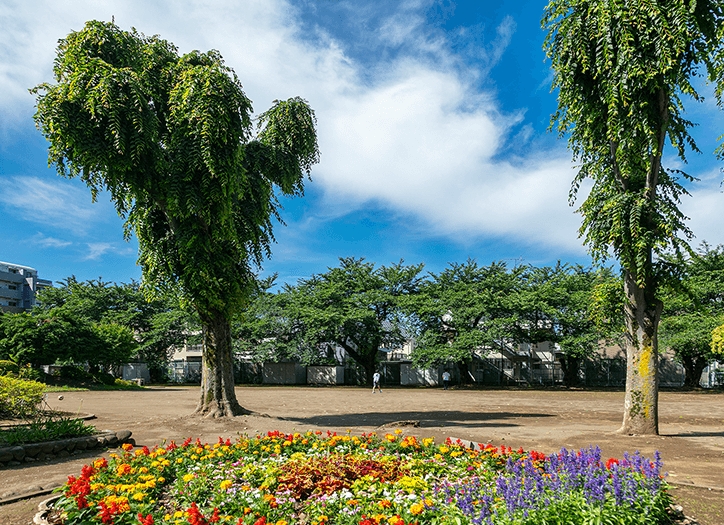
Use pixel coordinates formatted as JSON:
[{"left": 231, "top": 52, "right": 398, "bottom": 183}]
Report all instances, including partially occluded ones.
[
  {"left": 442, "top": 370, "right": 451, "bottom": 390},
  {"left": 372, "top": 370, "right": 382, "bottom": 393}
]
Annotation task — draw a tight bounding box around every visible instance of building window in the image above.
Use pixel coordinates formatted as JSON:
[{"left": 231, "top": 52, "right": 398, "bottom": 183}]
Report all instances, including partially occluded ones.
[
  {"left": 8, "top": 301, "right": 17, "bottom": 307},
  {"left": 8, "top": 284, "right": 17, "bottom": 290}
]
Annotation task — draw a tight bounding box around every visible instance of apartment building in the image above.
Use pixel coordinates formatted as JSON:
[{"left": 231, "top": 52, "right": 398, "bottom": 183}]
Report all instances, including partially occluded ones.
[{"left": 0, "top": 261, "right": 53, "bottom": 313}]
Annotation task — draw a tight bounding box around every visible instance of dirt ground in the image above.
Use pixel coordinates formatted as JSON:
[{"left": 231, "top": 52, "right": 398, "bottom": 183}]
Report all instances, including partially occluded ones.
[{"left": 1, "top": 386, "right": 723, "bottom": 524}]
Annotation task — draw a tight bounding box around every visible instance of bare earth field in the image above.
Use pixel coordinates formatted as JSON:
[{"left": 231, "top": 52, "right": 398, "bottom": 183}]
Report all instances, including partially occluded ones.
[{"left": 1, "top": 386, "right": 722, "bottom": 524}]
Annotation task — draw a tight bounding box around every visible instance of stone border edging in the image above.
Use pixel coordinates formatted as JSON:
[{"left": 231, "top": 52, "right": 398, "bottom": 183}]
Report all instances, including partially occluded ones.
[
  {"left": 33, "top": 494, "right": 60, "bottom": 525},
  {"left": 0, "top": 429, "right": 134, "bottom": 467}
]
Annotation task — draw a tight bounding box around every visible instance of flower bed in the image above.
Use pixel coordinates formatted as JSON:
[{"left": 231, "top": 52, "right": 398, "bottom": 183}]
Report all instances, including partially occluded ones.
[{"left": 54, "top": 430, "right": 671, "bottom": 525}]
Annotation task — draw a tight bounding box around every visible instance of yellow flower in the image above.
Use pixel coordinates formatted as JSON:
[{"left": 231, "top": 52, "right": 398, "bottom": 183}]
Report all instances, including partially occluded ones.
[
  {"left": 439, "top": 446, "right": 449, "bottom": 453},
  {"left": 423, "top": 438, "right": 435, "bottom": 447},
  {"left": 409, "top": 502, "right": 425, "bottom": 515},
  {"left": 276, "top": 521, "right": 288, "bottom": 525},
  {"left": 220, "top": 480, "right": 233, "bottom": 490},
  {"left": 394, "top": 429, "right": 403, "bottom": 435},
  {"left": 132, "top": 492, "right": 145, "bottom": 501},
  {"left": 157, "top": 477, "right": 165, "bottom": 483},
  {"left": 174, "top": 511, "right": 184, "bottom": 518},
  {"left": 347, "top": 499, "right": 359, "bottom": 506},
  {"left": 183, "top": 473, "right": 195, "bottom": 483}
]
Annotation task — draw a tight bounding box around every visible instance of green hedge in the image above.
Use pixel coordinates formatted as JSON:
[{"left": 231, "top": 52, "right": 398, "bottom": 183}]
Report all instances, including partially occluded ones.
[{"left": 0, "top": 376, "right": 46, "bottom": 418}]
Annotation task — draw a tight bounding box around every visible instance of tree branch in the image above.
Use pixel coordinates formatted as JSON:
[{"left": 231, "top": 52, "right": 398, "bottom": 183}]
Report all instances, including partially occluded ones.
[
  {"left": 647, "top": 88, "right": 669, "bottom": 198},
  {"left": 609, "top": 140, "right": 627, "bottom": 191}
]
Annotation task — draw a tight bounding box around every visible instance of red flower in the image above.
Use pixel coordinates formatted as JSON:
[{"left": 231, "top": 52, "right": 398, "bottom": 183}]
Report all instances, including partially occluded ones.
[
  {"left": 253, "top": 517, "right": 267, "bottom": 525},
  {"left": 606, "top": 458, "right": 619, "bottom": 469},
  {"left": 138, "top": 514, "right": 154, "bottom": 525},
  {"left": 99, "top": 501, "right": 114, "bottom": 524},
  {"left": 210, "top": 508, "right": 221, "bottom": 523},
  {"left": 187, "top": 502, "right": 209, "bottom": 525},
  {"left": 183, "top": 438, "right": 193, "bottom": 447}
]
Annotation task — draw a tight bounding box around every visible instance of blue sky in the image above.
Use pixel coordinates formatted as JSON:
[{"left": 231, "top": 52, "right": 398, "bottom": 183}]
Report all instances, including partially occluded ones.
[{"left": 1, "top": 0, "right": 722, "bottom": 288}]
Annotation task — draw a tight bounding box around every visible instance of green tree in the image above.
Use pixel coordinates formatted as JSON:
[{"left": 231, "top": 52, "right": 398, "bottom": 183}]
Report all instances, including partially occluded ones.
[
  {"left": 33, "top": 21, "right": 319, "bottom": 417},
  {"left": 513, "top": 264, "right": 604, "bottom": 388},
  {"left": 660, "top": 245, "right": 724, "bottom": 386},
  {"left": 0, "top": 309, "right": 134, "bottom": 372},
  {"left": 232, "top": 276, "right": 304, "bottom": 364},
  {"left": 543, "top": 0, "right": 724, "bottom": 434},
  {"left": 409, "top": 261, "right": 521, "bottom": 383},
  {"left": 36, "top": 278, "right": 194, "bottom": 381},
  {"left": 278, "top": 258, "right": 423, "bottom": 384}
]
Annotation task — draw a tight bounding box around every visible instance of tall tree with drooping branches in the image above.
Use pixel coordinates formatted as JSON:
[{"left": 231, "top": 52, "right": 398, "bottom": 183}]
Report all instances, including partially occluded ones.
[
  {"left": 32, "top": 21, "right": 319, "bottom": 417},
  {"left": 543, "top": 0, "right": 724, "bottom": 433}
]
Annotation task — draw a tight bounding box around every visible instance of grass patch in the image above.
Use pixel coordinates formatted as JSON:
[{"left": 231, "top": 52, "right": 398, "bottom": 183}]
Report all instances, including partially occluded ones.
[
  {"left": 44, "top": 385, "right": 89, "bottom": 392},
  {"left": 0, "top": 416, "right": 96, "bottom": 446}
]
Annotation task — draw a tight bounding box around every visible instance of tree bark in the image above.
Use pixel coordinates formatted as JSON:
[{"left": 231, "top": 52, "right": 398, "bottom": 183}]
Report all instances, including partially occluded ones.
[
  {"left": 620, "top": 270, "right": 661, "bottom": 435},
  {"left": 560, "top": 355, "right": 581, "bottom": 387},
  {"left": 195, "top": 312, "right": 248, "bottom": 418}
]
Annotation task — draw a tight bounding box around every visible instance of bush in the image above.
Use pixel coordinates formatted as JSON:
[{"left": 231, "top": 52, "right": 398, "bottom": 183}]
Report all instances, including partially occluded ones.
[
  {"left": 0, "top": 376, "right": 46, "bottom": 418},
  {"left": 92, "top": 371, "right": 116, "bottom": 385},
  {"left": 0, "top": 359, "right": 19, "bottom": 376},
  {"left": 56, "top": 365, "right": 93, "bottom": 383}
]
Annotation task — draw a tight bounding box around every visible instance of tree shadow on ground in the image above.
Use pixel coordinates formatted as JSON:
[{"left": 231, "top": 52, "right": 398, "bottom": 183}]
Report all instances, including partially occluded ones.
[
  {"left": 280, "top": 410, "right": 554, "bottom": 429},
  {"left": 662, "top": 431, "right": 724, "bottom": 438}
]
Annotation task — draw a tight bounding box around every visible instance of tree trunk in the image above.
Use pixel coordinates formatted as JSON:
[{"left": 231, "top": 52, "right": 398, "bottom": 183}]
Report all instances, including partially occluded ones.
[
  {"left": 363, "top": 355, "right": 377, "bottom": 386},
  {"left": 560, "top": 354, "right": 581, "bottom": 387},
  {"left": 195, "top": 312, "right": 248, "bottom": 418},
  {"left": 681, "top": 355, "right": 707, "bottom": 388},
  {"left": 457, "top": 361, "right": 472, "bottom": 385},
  {"left": 620, "top": 270, "right": 661, "bottom": 435}
]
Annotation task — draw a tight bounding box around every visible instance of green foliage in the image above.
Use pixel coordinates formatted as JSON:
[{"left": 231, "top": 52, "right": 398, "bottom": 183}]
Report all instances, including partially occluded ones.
[
  {"left": 712, "top": 323, "right": 724, "bottom": 354},
  {"left": 408, "top": 261, "right": 610, "bottom": 385},
  {"left": 409, "top": 260, "right": 520, "bottom": 369},
  {"left": 0, "top": 416, "right": 96, "bottom": 445},
  {"left": 0, "top": 359, "right": 19, "bottom": 376},
  {"left": 543, "top": 0, "right": 724, "bottom": 286},
  {"left": 660, "top": 244, "right": 724, "bottom": 384},
  {"left": 33, "top": 20, "right": 318, "bottom": 320},
  {"left": 238, "top": 259, "right": 423, "bottom": 381},
  {"left": 36, "top": 278, "right": 196, "bottom": 381},
  {"left": 0, "top": 376, "right": 46, "bottom": 418}
]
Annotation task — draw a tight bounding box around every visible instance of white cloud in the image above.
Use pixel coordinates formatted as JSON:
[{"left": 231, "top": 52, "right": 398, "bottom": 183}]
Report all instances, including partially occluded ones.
[
  {"left": 32, "top": 233, "right": 72, "bottom": 248},
  {"left": 0, "top": 175, "right": 102, "bottom": 234},
  {"left": 1, "top": 0, "right": 586, "bottom": 253},
  {"left": 681, "top": 171, "right": 724, "bottom": 248},
  {"left": 84, "top": 242, "right": 113, "bottom": 260}
]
